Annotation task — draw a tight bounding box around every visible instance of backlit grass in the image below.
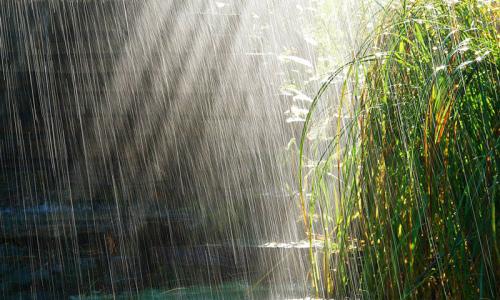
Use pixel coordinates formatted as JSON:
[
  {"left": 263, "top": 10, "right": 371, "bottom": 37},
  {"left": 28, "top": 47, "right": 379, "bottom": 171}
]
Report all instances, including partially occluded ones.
[{"left": 299, "top": 0, "right": 498, "bottom": 298}]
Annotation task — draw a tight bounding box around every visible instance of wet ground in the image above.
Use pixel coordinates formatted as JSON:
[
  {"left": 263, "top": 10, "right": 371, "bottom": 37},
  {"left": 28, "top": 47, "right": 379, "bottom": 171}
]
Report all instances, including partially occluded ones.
[{"left": 1, "top": 204, "right": 310, "bottom": 299}]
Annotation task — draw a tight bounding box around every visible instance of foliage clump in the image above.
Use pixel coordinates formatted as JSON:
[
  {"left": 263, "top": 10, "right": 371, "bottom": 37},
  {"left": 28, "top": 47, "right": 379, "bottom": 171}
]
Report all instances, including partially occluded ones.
[{"left": 300, "top": 0, "right": 498, "bottom": 298}]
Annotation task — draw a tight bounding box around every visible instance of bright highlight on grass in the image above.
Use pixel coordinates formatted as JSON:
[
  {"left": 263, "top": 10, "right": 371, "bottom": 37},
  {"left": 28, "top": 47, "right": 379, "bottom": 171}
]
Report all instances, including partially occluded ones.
[{"left": 299, "top": 0, "right": 498, "bottom": 298}]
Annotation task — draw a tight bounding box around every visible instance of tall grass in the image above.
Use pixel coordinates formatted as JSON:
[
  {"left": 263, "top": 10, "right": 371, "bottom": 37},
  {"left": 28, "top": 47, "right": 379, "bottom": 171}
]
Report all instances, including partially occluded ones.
[{"left": 299, "top": 0, "right": 498, "bottom": 298}]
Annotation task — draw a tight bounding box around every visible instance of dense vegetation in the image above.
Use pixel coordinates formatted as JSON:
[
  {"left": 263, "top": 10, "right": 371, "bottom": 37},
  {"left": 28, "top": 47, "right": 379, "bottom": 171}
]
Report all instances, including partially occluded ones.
[{"left": 299, "top": 0, "right": 498, "bottom": 298}]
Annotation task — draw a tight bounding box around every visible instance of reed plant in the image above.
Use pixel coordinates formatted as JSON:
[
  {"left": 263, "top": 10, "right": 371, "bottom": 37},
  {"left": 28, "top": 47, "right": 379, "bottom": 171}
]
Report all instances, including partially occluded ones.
[{"left": 299, "top": 0, "right": 498, "bottom": 298}]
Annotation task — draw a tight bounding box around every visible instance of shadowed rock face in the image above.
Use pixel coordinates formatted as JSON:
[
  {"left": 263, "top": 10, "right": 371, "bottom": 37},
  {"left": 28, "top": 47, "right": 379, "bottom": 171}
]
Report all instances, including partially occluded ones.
[{"left": 0, "top": 0, "right": 312, "bottom": 295}]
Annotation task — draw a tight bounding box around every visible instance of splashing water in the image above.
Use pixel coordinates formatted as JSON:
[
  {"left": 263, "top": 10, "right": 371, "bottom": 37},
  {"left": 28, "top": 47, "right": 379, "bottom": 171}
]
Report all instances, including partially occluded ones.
[{"left": 0, "top": 0, "right": 367, "bottom": 298}]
